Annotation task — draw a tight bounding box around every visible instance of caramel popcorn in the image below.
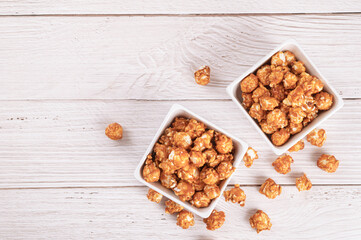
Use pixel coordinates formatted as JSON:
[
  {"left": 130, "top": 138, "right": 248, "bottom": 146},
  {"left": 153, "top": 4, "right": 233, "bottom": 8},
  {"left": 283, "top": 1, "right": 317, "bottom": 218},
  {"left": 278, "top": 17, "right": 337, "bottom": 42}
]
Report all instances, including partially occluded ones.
[
  {"left": 200, "top": 167, "right": 220, "bottom": 185},
  {"left": 241, "top": 73, "right": 259, "bottom": 93},
  {"left": 177, "top": 164, "right": 200, "bottom": 183},
  {"left": 288, "top": 139, "right": 305, "bottom": 152},
  {"left": 249, "top": 103, "right": 266, "bottom": 122},
  {"left": 204, "top": 184, "right": 220, "bottom": 199},
  {"left": 209, "top": 153, "right": 233, "bottom": 168},
  {"left": 177, "top": 210, "right": 194, "bottom": 229},
  {"left": 203, "top": 210, "right": 226, "bottom": 231},
  {"left": 147, "top": 188, "right": 163, "bottom": 203},
  {"left": 165, "top": 200, "right": 184, "bottom": 214},
  {"left": 272, "top": 154, "right": 294, "bottom": 174},
  {"left": 159, "top": 158, "right": 177, "bottom": 174},
  {"left": 172, "top": 117, "right": 189, "bottom": 131},
  {"left": 298, "top": 72, "right": 313, "bottom": 86},
  {"left": 185, "top": 119, "right": 206, "bottom": 139},
  {"left": 270, "top": 84, "right": 286, "bottom": 101},
  {"left": 193, "top": 178, "right": 206, "bottom": 191},
  {"left": 279, "top": 102, "right": 290, "bottom": 115},
  {"left": 153, "top": 143, "right": 169, "bottom": 164},
  {"left": 283, "top": 72, "right": 298, "bottom": 89},
  {"left": 216, "top": 161, "right": 235, "bottom": 180},
  {"left": 105, "top": 122, "right": 123, "bottom": 140},
  {"left": 223, "top": 184, "right": 246, "bottom": 206},
  {"left": 159, "top": 127, "right": 176, "bottom": 146},
  {"left": 317, "top": 154, "right": 339, "bottom": 173},
  {"left": 271, "top": 51, "right": 287, "bottom": 66},
  {"left": 194, "top": 66, "right": 210, "bottom": 86},
  {"left": 260, "top": 96, "right": 279, "bottom": 111},
  {"left": 143, "top": 155, "right": 161, "bottom": 182},
  {"left": 243, "top": 147, "right": 258, "bottom": 168},
  {"left": 267, "top": 109, "right": 288, "bottom": 129},
  {"left": 269, "top": 67, "right": 284, "bottom": 87},
  {"left": 296, "top": 173, "right": 312, "bottom": 191},
  {"left": 252, "top": 84, "right": 270, "bottom": 103},
  {"left": 189, "top": 150, "right": 206, "bottom": 167},
  {"left": 289, "top": 107, "right": 306, "bottom": 124},
  {"left": 190, "top": 191, "right": 211, "bottom": 208},
  {"left": 249, "top": 210, "right": 272, "bottom": 233},
  {"left": 173, "top": 180, "right": 195, "bottom": 202},
  {"left": 257, "top": 65, "right": 272, "bottom": 85},
  {"left": 292, "top": 61, "right": 306, "bottom": 74},
  {"left": 302, "top": 76, "right": 323, "bottom": 96},
  {"left": 203, "top": 149, "right": 218, "bottom": 167},
  {"left": 168, "top": 147, "right": 190, "bottom": 169},
  {"left": 303, "top": 111, "right": 318, "bottom": 127},
  {"left": 284, "top": 51, "right": 296, "bottom": 65},
  {"left": 259, "top": 178, "right": 282, "bottom": 199},
  {"left": 160, "top": 171, "right": 177, "bottom": 189},
  {"left": 283, "top": 85, "right": 305, "bottom": 107},
  {"left": 242, "top": 92, "right": 254, "bottom": 109},
  {"left": 315, "top": 91, "right": 333, "bottom": 110},
  {"left": 173, "top": 132, "right": 192, "bottom": 149},
  {"left": 288, "top": 122, "right": 303, "bottom": 135},
  {"left": 260, "top": 120, "right": 277, "bottom": 134},
  {"left": 192, "top": 130, "right": 214, "bottom": 152},
  {"left": 271, "top": 128, "right": 290, "bottom": 146},
  {"left": 307, "top": 128, "right": 326, "bottom": 147},
  {"left": 214, "top": 132, "right": 233, "bottom": 154}
]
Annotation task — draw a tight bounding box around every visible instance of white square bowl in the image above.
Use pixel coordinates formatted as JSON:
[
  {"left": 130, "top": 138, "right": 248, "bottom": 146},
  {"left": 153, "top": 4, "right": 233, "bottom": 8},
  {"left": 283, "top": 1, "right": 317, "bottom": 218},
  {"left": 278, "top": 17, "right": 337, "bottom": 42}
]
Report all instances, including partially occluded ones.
[
  {"left": 134, "top": 104, "right": 248, "bottom": 218},
  {"left": 227, "top": 39, "right": 344, "bottom": 155}
]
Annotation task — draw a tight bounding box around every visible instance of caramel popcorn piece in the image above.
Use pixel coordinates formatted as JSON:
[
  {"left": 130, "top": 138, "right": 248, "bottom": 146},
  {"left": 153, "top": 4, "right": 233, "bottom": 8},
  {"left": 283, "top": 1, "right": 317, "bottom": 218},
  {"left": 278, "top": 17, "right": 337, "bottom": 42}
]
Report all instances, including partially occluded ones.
[
  {"left": 292, "top": 61, "right": 306, "bottom": 74},
  {"left": 296, "top": 173, "right": 312, "bottom": 191},
  {"left": 260, "top": 120, "right": 277, "bottom": 134},
  {"left": 190, "top": 191, "right": 211, "bottom": 208},
  {"left": 143, "top": 155, "right": 161, "bottom": 182},
  {"left": 303, "top": 111, "right": 318, "bottom": 127},
  {"left": 243, "top": 147, "right": 258, "bottom": 168},
  {"left": 270, "top": 84, "right": 286, "bottom": 102},
  {"left": 283, "top": 72, "right": 298, "bottom": 89},
  {"left": 177, "top": 210, "right": 195, "bottom": 229},
  {"left": 288, "top": 139, "right": 305, "bottom": 152},
  {"left": 279, "top": 102, "right": 290, "bottom": 115},
  {"left": 177, "top": 164, "right": 200, "bottom": 183},
  {"left": 272, "top": 154, "right": 294, "bottom": 174},
  {"left": 203, "top": 149, "right": 218, "bottom": 167},
  {"left": 192, "top": 130, "right": 214, "bottom": 152},
  {"left": 317, "top": 154, "right": 339, "bottom": 173},
  {"left": 204, "top": 184, "right": 220, "bottom": 199},
  {"left": 284, "top": 51, "right": 296, "bottom": 65},
  {"left": 216, "top": 161, "right": 235, "bottom": 180},
  {"left": 259, "top": 178, "right": 282, "bottom": 199},
  {"left": 257, "top": 65, "right": 272, "bottom": 86},
  {"left": 269, "top": 67, "right": 284, "bottom": 87},
  {"left": 147, "top": 188, "right": 163, "bottom": 203},
  {"left": 283, "top": 85, "right": 305, "bottom": 107},
  {"left": 203, "top": 210, "right": 226, "bottom": 231},
  {"left": 193, "top": 178, "right": 206, "bottom": 191},
  {"left": 289, "top": 107, "right": 306, "bottom": 124},
  {"left": 271, "top": 51, "right": 287, "bottom": 67},
  {"left": 185, "top": 119, "right": 206, "bottom": 139},
  {"left": 249, "top": 103, "right": 266, "bottom": 122},
  {"left": 307, "top": 128, "right": 326, "bottom": 147},
  {"left": 194, "top": 66, "right": 210, "bottom": 86},
  {"left": 242, "top": 92, "right": 254, "bottom": 109},
  {"left": 215, "top": 132, "right": 233, "bottom": 154},
  {"left": 200, "top": 167, "right": 220, "bottom": 185},
  {"left": 288, "top": 122, "right": 303, "bottom": 135},
  {"left": 105, "top": 122, "right": 123, "bottom": 140},
  {"left": 298, "top": 72, "right": 313, "bottom": 86},
  {"left": 209, "top": 153, "right": 233, "bottom": 168},
  {"left": 189, "top": 150, "right": 206, "bottom": 167},
  {"left": 153, "top": 143, "right": 169, "bottom": 164},
  {"left": 160, "top": 171, "right": 177, "bottom": 189},
  {"left": 173, "top": 180, "right": 195, "bottom": 202},
  {"left": 223, "top": 184, "right": 246, "bottom": 206},
  {"left": 173, "top": 132, "right": 192, "bottom": 149},
  {"left": 302, "top": 76, "right": 323, "bottom": 95},
  {"left": 267, "top": 109, "right": 288, "bottom": 129},
  {"left": 159, "top": 127, "right": 176, "bottom": 146},
  {"left": 252, "top": 84, "right": 270, "bottom": 103},
  {"left": 241, "top": 73, "right": 259, "bottom": 93},
  {"left": 168, "top": 147, "right": 190, "bottom": 169},
  {"left": 315, "top": 91, "right": 333, "bottom": 110},
  {"left": 271, "top": 128, "right": 290, "bottom": 146},
  {"left": 260, "top": 96, "right": 279, "bottom": 111},
  {"left": 301, "top": 95, "right": 317, "bottom": 114},
  {"left": 171, "top": 117, "right": 189, "bottom": 131},
  {"left": 249, "top": 210, "right": 272, "bottom": 233},
  {"left": 165, "top": 200, "right": 184, "bottom": 214}
]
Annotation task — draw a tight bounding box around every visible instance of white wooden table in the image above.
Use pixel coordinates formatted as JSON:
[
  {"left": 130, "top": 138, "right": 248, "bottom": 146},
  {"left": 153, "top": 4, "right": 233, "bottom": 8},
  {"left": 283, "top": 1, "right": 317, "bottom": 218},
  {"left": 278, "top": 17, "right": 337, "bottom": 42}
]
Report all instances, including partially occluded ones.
[{"left": 1, "top": 1, "right": 361, "bottom": 239}]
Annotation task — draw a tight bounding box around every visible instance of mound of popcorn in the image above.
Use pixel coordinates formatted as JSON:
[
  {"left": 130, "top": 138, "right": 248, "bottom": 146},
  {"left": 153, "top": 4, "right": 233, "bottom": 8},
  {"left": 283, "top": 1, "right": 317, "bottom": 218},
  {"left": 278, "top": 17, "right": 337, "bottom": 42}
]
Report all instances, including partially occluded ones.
[{"left": 240, "top": 51, "right": 334, "bottom": 146}]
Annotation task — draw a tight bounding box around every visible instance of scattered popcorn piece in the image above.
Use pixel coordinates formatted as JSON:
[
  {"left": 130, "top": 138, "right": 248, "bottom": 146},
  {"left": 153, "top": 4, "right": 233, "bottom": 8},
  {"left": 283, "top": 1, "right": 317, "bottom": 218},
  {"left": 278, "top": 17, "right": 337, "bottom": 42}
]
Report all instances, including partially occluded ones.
[
  {"left": 257, "top": 65, "right": 272, "bottom": 85},
  {"left": 160, "top": 171, "right": 177, "bottom": 189},
  {"left": 189, "top": 150, "right": 206, "bottom": 167},
  {"left": 214, "top": 132, "right": 233, "bottom": 154},
  {"left": 200, "top": 167, "right": 220, "bottom": 185},
  {"left": 147, "top": 188, "right": 163, "bottom": 203},
  {"left": 271, "top": 51, "right": 287, "bottom": 67},
  {"left": 315, "top": 91, "right": 333, "bottom": 110},
  {"left": 292, "top": 61, "right": 306, "bottom": 74},
  {"left": 177, "top": 210, "right": 195, "bottom": 229},
  {"left": 203, "top": 210, "right": 226, "bottom": 231},
  {"left": 165, "top": 200, "right": 184, "bottom": 214},
  {"left": 317, "top": 154, "right": 339, "bottom": 173},
  {"left": 223, "top": 184, "right": 246, "bottom": 206},
  {"left": 288, "top": 140, "right": 305, "bottom": 152},
  {"left": 267, "top": 109, "right": 288, "bottom": 129},
  {"left": 177, "top": 164, "right": 200, "bottom": 183},
  {"left": 194, "top": 66, "right": 210, "bottom": 86},
  {"left": 242, "top": 92, "right": 254, "bottom": 109},
  {"left": 204, "top": 184, "right": 221, "bottom": 199},
  {"left": 173, "top": 180, "right": 195, "bottom": 202},
  {"left": 252, "top": 84, "right": 270, "bottom": 103},
  {"left": 271, "top": 128, "right": 291, "bottom": 146},
  {"left": 105, "top": 122, "right": 123, "bottom": 140},
  {"left": 307, "top": 129, "right": 327, "bottom": 147},
  {"left": 143, "top": 155, "right": 161, "bottom": 182},
  {"left": 185, "top": 119, "right": 206, "bottom": 139},
  {"left": 260, "top": 120, "right": 277, "bottom": 135},
  {"left": 260, "top": 96, "right": 279, "bottom": 111},
  {"left": 249, "top": 210, "right": 272, "bottom": 233},
  {"left": 190, "top": 191, "right": 211, "bottom": 208},
  {"left": 173, "top": 132, "right": 192, "bottom": 149},
  {"left": 216, "top": 161, "right": 235, "bottom": 180},
  {"left": 283, "top": 72, "right": 298, "bottom": 89},
  {"left": 243, "top": 147, "right": 258, "bottom": 168},
  {"left": 249, "top": 103, "right": 266, "bottom": 122},
  {"left": 259, "top": 178, "right": 282, "bottom": 199},
  {"left": 296, "top": 173, "right": 312, "bottom": 191},
  {"left": 240, "top": 74, "right": 259, "bottom": 93},
  {"left": 272, "top": 154, "right": 294, "bottom": 174},
  {"left": 192, "top": 130, "right": 214, "bottom": 152}
]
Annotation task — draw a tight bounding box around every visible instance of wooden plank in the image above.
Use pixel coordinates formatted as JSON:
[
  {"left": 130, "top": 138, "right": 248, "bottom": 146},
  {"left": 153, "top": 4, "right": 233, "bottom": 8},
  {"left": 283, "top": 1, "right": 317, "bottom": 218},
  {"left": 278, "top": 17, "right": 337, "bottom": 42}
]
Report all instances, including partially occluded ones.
[
  {"left": 0, "top": 0, "right": 360, "bottom": 15},
  {"left": 0, "top": 15, "right": 360, "bottom": 100},
  {"left": 0, "top": 99, "right": 359, "bottom": 188},
  {"left": 1, "top": 186, "right": 360, "bottom": 239}
]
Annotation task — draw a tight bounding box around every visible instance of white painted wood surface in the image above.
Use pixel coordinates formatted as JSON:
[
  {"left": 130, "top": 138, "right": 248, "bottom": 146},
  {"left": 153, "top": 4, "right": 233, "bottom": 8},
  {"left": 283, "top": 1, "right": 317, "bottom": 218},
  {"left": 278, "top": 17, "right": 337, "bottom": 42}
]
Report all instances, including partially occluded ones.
[{"left": 0, "top": 2, "right": 361, "bottom": 239}]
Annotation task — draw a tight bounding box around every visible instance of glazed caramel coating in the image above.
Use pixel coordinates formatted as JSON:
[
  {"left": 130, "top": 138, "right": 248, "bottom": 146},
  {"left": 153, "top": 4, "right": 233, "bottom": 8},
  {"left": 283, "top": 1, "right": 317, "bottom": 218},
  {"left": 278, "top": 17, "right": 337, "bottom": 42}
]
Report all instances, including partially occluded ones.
[
  {"left": 189, "top": 150, "right": 206, "bottom": 167},
  {"left": 203, "top": 210, "right": 226, "bottom": 231},
  {"left": 260, "top": 96, "right": 279, "bottom": 111},
  {"left": 192, "top": 130, "right": 214, "bottom": 152},
  {"left": 224, "top": 184, "right": 246, "bottom": 206},
  {"left": 185, "top": 119, "right": 206, "bottom": 139},
  {"left": 172, "top": 117, "right": 189, "bottom": 131},
  {"left": 296, "top": 173, "right": 312, "bottom": 191},
  {"left": 173, "top": 132, "right": 192, "bottom": 149},
  {"left": 241, "top": 74, "right": 259, "bottom": 93},
  {"left": 153, "top": 143, "right": 169, "bottom": 163},
  {"left": 267, "top": 109, "right": 288, "bottom": 129},
  {"left": 143, "top": 155, "right": 161, "bottom": 182},
  {"left": 194, "top": 66, "right": 210, "bottom": 86},
  {"left": 301, "top": 95, "right": 317, "bottom": 114},
  {"left": 288, "top": 139, "right": 305, "bottom": 152},
  {"left": 249, "top": 210, "right": 272, "bottom": 233},
  {"left": 292, "top": 61, "right": 306, "bottom": 74},
  {"left": 257, "top": 65, "right": 272, "bottom": 86},
  {"left": 289, "top": 122, "right": 303, "bottom": 135},
  {"left": 271, "top": 128, "right": 290, "bottom": 146},
  {"left": 105, "top": 122, "right": 123, "bottom": 140},
  {"left": 260, "top": 120, "right": 277, "bottom": 135},
  {"left": 269, "top": 67, "right": 284, "bottom": 87},
  {"left": 203, "top": 149, "right": 218, "bottom": 167},
  {"left": 243, "top": 147, "right": 258, "bottom": 168},
  {"left": 270, "top": 84, "right": 286, "bottom": 102},
  {"left": 160, "top": 171, "right": 177, "bottom": 189},
  {"left": 259, "top": 178, "right": 282, "bottom": 199},
  {"left": 242, "top": 92, "right": 254, "bottom": 109},
  {"left": 165, "top": 200, "right": 184, "bottom": 214},
  {"left": 168, "top": 147, "right": 190, "bottom": 169},
  {"left": 200, "top": 167, "right": 220, "bottom": 185},
  {"left": 177, "top": 164, "right": 200, "bottom": 183},
  {"left": 272, "top": 154, "right": 294, "bottom": 174},
  {"left": 190, "top": 191, "right": 211, "bottom": 208},
  {"left": 271, "top": 51, "right": 287, "bottom": 67},
  {"left": 214, "top": 132, "right": 233, "bottom": 154},
  {"left": 315, "top": 91, "right": 333, "bottom": 110},
  {"left": 147, "top": 188, "right": 163, "bottom": 203},
  {"left": 289, "top": 107, "right": 306, "bottom": 124},
  {"left": 252, "top": 84, "right": 270, "bottom": 103},
  {"left": 193, "top": 178, "right": 206, "bottom": 191},
  {"left": 216, "top": 161, "right": 235, "bottom": 180},
  {"left": 177, "top": 210, "right": 195, "bottom": 229},
  {"left": 283, "top": 85, "right": 305, "bottom": 107},
  {"left": 173, "top": 180, "right": 195, "bottom": 202},
  {"left": 159, "top": 127, "right": 176, "bottom": 146},
  {"left": 317, "top": 154, "right": 339, "bottom": 173},
  {"left": 249, "top": 103, "right": 266, "bottom": 122},
  {"left": 209, "top": 153, "right": 233, "bottom": 168},
  {"left": 283, "top": 72, "right": 298, "bottom": 90},
  {"left": 307, "top": 129, "right": 326, "bottom": 147},
  {"left": 302, "top": 76, "right": 323, "bottom": 95},
  {"left": 204, "top": 184, "right": 220, "bottom": 199}
]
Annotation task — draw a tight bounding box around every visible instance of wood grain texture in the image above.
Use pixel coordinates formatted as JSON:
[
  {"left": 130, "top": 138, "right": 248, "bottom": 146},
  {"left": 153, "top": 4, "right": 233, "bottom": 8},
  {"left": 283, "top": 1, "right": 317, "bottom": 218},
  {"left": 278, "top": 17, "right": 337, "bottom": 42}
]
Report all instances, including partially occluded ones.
[
  {"left": 0, "top": 15, "right": 360, "bottom": 100},
  {"left": 0, "top": 0, "right": 361, "bottom": 15},
  {"left": 0, "top": 99, "right": 359, "bottom": 188},
  {"left": 1, "top": 186, "right": 360, "bottom": 239}
]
